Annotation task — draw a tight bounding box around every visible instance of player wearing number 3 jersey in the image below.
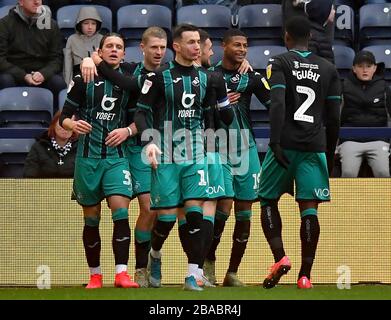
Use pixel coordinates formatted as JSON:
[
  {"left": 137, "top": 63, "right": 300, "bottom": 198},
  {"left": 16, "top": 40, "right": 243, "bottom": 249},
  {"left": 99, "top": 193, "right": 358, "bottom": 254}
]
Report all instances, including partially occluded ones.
[
  {"left": 60, "top": 34, "right": 140, "bottom": 289},
  {"left": 258, "top": 16, "right": 342, "bottom": 289}
]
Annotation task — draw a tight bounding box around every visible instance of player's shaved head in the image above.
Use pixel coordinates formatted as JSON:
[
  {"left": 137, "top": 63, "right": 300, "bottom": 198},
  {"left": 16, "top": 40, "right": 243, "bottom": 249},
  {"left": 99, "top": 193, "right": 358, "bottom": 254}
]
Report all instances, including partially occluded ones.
[{"left": 285, "top": 16, "right": 311, "bottom": 44}]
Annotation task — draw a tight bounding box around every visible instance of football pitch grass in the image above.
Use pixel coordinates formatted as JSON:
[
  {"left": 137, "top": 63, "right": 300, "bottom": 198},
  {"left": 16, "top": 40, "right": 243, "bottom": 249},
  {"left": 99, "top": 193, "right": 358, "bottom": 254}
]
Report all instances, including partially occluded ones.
[{"left": 0, "top": 284, "right": 391, "bottom": 300}]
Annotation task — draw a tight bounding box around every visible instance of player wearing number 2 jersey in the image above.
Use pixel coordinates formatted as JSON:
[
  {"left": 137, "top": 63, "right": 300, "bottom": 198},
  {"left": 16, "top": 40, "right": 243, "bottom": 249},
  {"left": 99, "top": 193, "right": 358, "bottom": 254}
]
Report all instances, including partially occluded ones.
[{"left": 258, "top": 16, "right": 341, "bottom": 289}]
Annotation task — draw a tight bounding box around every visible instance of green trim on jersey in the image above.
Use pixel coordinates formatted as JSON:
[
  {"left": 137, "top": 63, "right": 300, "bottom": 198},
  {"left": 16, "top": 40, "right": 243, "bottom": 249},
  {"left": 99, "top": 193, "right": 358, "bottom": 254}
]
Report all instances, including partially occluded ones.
[
  {"left": 271, "top": 84, "right": 286, "bottom": 90},
  {"left": 326, "top": 95, "right": 342, "bottom": 100},
  {"left": 74, "top": 66, "right": 131, "bottom": 159},
  {"left": 290, "top": 49, "right": 312, "bottom": 58}
]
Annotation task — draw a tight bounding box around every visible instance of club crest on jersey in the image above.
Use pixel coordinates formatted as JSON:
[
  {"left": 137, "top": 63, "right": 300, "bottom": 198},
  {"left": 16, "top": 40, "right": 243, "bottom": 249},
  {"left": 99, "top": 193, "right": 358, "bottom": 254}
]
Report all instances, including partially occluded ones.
[
  {"left": 230, "top": 74, "right": 240, "bottom": 84},
  {"left": 101, "top": 94, "right": 117, "bottom": 111},
  {"left": 266, "top": 64, "right": 272, "bottom": 80},
  {"left": 141, "top": 79, "right": 153, "bottom": 94},
  {"left": 192, "top": 77, "right": 200, "bottom": 86}
]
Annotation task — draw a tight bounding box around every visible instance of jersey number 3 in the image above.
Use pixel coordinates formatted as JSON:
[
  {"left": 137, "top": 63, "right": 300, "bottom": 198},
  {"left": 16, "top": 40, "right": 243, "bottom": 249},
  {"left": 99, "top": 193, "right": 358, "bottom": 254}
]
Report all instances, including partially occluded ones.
[{"left": 294, "top": 85, "right": 315, "bottom": 123}]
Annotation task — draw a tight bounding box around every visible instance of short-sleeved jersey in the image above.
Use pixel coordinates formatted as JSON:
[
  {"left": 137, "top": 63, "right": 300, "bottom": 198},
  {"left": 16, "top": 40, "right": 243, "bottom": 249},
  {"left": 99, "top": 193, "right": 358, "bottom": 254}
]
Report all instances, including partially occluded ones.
[
  {"left": 63, "top": 66, "right": 136, "bottom": 159},
  {"left": 137, "top": 61, "right": 222, "bottom": 163},
  {"left": 210, "top": 62, "right": 270, "bottom": 152},
  {"left": 267, "top": 50, "right": 341, "bottom": 152}
]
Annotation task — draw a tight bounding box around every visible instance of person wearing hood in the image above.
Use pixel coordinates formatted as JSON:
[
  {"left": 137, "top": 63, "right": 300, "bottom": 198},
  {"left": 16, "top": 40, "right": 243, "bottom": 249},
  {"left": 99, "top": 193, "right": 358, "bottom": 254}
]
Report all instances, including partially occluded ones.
[
  {"left": 23, "top": 110, "right": 78, "bottom": 178},
  {"left": 0, "top": 0, "right": 66, "bottom": 110},
  {"left": 63, "top": 6, "right": 103, "bottom": 86},
  {"left": 282, "top": 0, "right": 335, "bottom": 63},
  {"left": 337, "top": 50, "right": 391, "bottom": 178}
]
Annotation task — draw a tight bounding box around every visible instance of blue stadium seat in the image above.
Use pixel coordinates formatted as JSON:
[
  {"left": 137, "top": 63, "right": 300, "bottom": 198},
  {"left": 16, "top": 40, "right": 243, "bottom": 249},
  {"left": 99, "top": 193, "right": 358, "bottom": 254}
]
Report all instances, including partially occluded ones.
[
  {"left": 0, "top": 0, "right": 17, "bottom": 5},
  {"left": 0, "top": 138, "right": 35, "bottom": 178},
  {"left": 250, "top": 95, "right": 269, "bottom": 128},
  {"left": 332, "top": 45, "right": 355, "bottom": 79},
  {"left": 334, "top": 0, "right": 355, "bottom": 5},
  {"left": 111, "top": 0, "right": 175, "bottom": 15},
  {"left": 359, "top": 3, "right": 391, "bottom": 48},
  {"left": 246, "top": 45, "right": 287, "bottom": 72},
  {"left": 58, "top": 88, "right": 68, "bottom": 111},
  {"left": 334, "top": 4, "right": 355, "bottom": 47},
  {"left": 362, "top": 45, "right": 391, "bottom": 81},
  {"left": 238, "top": 4, "right": 283, "bottom": 46},
  {"left": 365, "top": 0, "right": 389, "bottom": 4},
  {"left": 56, "top": 5, "right": 112, "bottom": 40},
  {"left": 124, "top": 46, "right": 174, "bottom": 64},
  {"left": 117, "top": 5, "right": 172, "bottom": 47},
  {"left": 176, "top": 5, "right": 232, "bottom": 42},
  {"left": 251, "top": 108, "right": 270, "bottom": 127},
  {"left": 0, "top": 87, "right": 53, "bottom": 128},
  {"left": 0, "top": 4, "right": 12, "bottom": 19},
  {"left": 255, "top": 138, "right": 270, "bottom": 154}
]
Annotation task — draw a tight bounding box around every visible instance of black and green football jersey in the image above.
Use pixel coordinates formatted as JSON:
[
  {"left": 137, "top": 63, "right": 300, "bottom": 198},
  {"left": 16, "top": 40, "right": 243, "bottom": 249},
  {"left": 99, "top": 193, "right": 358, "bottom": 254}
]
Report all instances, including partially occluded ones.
[
  {"left": 126, "top": 61, "right": 150, "bottom": 149},
  {"left": 62, "top": 65, "right": 138, "bottom": 159},
  {"left": 266, "top": 50, "right": 342, "bottom": 152},
  {"left": 210, "top": 62, "right": 270, "bottom": 152},
  {"left": 136, "top": 61, "right": 228, "bottom": 163}
]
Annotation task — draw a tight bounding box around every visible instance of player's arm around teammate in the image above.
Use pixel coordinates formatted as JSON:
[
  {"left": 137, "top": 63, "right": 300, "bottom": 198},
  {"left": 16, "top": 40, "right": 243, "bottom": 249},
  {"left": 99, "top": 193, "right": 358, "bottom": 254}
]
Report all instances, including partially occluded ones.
[{"left": 60, "top": 33, "right": 140, "bottom": 289}]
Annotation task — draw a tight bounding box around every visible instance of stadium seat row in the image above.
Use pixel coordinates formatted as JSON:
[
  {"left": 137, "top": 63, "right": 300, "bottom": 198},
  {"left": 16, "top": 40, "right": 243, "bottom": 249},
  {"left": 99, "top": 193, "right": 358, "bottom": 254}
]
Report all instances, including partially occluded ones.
[{"left": 1, "top": 3, "right": 391, "bottom": 48}]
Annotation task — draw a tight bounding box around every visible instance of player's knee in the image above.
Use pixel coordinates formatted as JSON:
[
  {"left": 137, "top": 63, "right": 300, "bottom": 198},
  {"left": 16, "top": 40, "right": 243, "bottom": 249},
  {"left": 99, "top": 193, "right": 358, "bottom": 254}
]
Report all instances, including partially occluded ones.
[
  {"left": 215, "top": 210, "right": 229, "bottom": 222},
  {"left": 235, "top": 210, "right": 252, "bottom": 222},
  {"left": 112, "top": 208, "right": 128, "bottom": 221},
  {"left": 84, "top": 216, "right": 101, "bottom": 227},
  {"left": 185, "top": 206, "right": 203, "bottom": 230},
  {"left": 233, "top": 221, "right": 250, "bottom": 243},
  {"left": 135, "top": 229, "right": 151, "bottom": 244},
  {"left": 154, "top": 214, "right": 176, "bottom": 239},
  {"left": 261, "top": 199, "right": 278, "bottom": 210},
  {"left": 300, "top": 208, "right": 318, "bottom": 218}
]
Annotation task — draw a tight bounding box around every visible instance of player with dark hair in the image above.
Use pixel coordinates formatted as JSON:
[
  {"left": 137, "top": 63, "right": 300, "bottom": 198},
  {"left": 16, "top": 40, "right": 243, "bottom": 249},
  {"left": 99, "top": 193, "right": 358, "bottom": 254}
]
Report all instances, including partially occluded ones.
[
  {"left": 136, "top": 24, "right": 234, "bottom": 291},
  {"left": 60, "top": 33, "right": 140, "bottom": 289},
  {"left": 177, "top": 28, "right": 254, "bottom": 288},
  {"left": 204, "top": 28, "right": 271, "bottom": 287},
  {"left": 94, "top": 24, "right": 233, "bottom": 291},
  {"left": 81, "top": 27, "right": 168, "bottom": 288},
  {"left": 259, "top": 16, "right": 341, "bottom": 289}
]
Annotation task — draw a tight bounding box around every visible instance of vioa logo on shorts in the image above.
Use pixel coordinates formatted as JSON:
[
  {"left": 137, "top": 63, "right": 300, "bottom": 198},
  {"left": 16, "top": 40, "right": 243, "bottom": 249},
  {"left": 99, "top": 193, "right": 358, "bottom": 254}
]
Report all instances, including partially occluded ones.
[
  {"left": 314, "top": 188, "right": 330, "bottom": 198},
  {"left": 96, "top": 94, "right": 117, "bottom": 120},
  {"left": 206, "top": 185, "right": 224, "bottom": 195}
]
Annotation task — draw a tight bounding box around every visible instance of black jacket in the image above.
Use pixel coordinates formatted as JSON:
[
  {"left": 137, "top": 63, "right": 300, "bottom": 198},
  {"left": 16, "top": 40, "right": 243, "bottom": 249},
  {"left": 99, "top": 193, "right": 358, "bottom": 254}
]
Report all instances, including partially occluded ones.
[
  {"left": 282, "top": 0, "right": 334, "bottom": 63},
  {"left": 23, "top": 132, "right": 77, "bottom": 178},
  {"left": 341, "top": 71, "right": 391, "bottom": 142},
  {"left": 0, "top": 6, "right": 63, "bottom": 82}
]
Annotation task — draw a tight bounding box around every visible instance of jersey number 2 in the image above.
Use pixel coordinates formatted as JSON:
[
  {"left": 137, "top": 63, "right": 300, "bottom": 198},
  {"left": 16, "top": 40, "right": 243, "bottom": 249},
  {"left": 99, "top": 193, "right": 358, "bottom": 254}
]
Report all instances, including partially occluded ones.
[{"left": 294, "top": 85, "right": 315, "bottom": 123}]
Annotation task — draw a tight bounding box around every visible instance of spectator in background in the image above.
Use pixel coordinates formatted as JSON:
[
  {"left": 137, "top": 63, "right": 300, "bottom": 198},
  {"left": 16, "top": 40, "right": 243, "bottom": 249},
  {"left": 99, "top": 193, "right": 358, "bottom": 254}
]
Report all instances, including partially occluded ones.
[
  {"left": 63, "top": 6, "right": 103, "bottom": 85},
  {"left": 24, "top": 111, "right": 78, "bottom": 178},
  {"left": 338, "top": 50, "right": 391, "bottom": 178},
  {"left": 0, "top": 0, "right": 66, "bottom": 111},
  {"left": 282, "top": 0, "right": 335, "bottom": 63}
]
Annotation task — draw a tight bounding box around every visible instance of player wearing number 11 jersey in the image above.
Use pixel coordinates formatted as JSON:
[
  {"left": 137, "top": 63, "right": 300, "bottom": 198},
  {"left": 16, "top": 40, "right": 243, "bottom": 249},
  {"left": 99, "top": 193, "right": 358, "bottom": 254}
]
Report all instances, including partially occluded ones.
[{"left": 258, "top": 16, "right": 341, "bottom": 289}]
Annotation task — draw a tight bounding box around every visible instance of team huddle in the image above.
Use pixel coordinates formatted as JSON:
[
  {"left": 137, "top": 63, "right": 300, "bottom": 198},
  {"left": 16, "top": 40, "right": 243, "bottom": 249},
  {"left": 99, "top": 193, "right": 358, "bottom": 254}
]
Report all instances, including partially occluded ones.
[{"left": 59, "top": 15, "right": 341, "bottom": 291}]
